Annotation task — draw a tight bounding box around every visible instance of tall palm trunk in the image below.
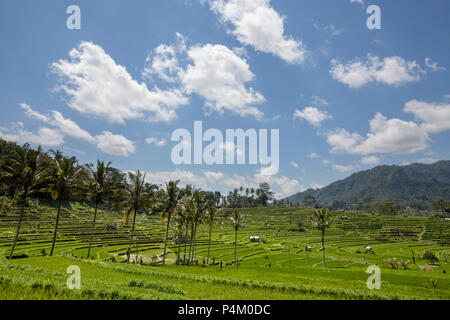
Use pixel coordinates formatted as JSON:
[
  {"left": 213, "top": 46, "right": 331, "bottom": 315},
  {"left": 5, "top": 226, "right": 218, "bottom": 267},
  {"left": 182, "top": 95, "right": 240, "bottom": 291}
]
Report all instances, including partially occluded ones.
[
  {"left": 183, "top": 220, "right": 189, "bottom": 264},
  {"left": 207, "top": 226, "right": 212, "bottom": 264},
  {"left": 9, "top": 191, "right": 27, "bottom": 259},
  {"left": 177, "top": 232, "right": 181, "bottom": 262},
  {"left": 87, "top": 202, "right": 99, "bottom": 259},
  {"left": 321, "top": 230, "right": 326, "bottom": 268},
  {"left": 50, "top": 195, "right": 63, "bottom": 256},
  {"left": 162, "top": 211, "right": 172, "bottom": 265},
  {"left": 234, "top": 229, "right": 238, "bottom": 269},
  {"left": 128, "top": 206, "right": 138, "bottom": 263},
  {"left": 188, "top": 222, "right": 194, "bottom": 265},
  {"left": 191, "top": 220, "right": 198, "bottom": 263}
]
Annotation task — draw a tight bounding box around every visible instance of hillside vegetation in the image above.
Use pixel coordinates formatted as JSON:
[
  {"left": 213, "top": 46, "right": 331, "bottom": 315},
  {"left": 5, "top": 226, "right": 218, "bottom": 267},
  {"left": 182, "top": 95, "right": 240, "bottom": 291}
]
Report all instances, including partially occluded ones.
[{"left": 286, "top": 161, "right": 450, "bottom": 210}]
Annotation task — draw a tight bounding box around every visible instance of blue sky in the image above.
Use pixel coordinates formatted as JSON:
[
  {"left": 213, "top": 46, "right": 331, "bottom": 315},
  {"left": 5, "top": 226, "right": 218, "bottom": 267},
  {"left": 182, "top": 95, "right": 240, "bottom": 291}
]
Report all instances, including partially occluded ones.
[{"left": 1, "top": 0, "right": 449, "bottom": 198}]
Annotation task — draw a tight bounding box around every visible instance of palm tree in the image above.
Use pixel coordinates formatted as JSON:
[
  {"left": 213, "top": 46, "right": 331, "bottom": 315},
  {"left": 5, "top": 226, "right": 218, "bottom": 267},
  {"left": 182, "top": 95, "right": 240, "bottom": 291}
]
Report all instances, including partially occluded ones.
[
  {"left": 176, "top": 185, "right": 194, "bottom": 264},
  {"left": 206, "top": 202, "right": 217, "bottom": 264},
  {"left": 230, "top": 209, "right": 245, "bottom": 268},
  {"left": 310, "top": 208, "right": 332, "bottom": 268},
  {"left": 2, "top": 145, "right": 46, "bottom": 259},
  {"left": 153, "top": 180, "right": 181, "bottom": 266},
  {"left": 120, "top": 171, "right": 154, "bottom": 263},
  {"left": 44, "top": 156, "right": 84, "bottom": 256},
  {"left": 84, "top": 160, "right": 117, "bottom": 259},
  {"left": 189, "top": 190, "right": 208, "bottom": 264}
]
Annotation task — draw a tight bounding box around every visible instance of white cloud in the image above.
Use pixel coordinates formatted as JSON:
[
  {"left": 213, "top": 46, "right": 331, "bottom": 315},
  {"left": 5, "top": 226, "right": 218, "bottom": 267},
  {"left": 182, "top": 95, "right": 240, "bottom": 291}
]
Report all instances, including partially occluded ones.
[
  {"left": 350, "top": 0, "right": 364, "bottom": 4},
  {"left": 308, "top": 152, "right": 319, "bottom": 159},
  {"left": 52, "top": 41, "right": 188, "bottom": 124},
  {"left": 204, "top": 171, "right": 224, "bottom": 184},
  {"left": 294, "top": 107, "right": 331, "bottom": 127},
  {"left": 21, "top": 103, "right": 96, "bottom": 143},
  {"left": 290, "top": 161, "right": 299, "bottom": 168},
  {"left": 142, "top": 33, "right": 187, "bottom": 83},
  {"left": 143, "top": 44, "right": 181, "bottom": 83},
  {"left": 0, "top": 127, "right": 64, "bottom": 147},
  {"left": 327, "top": 113, "right": 429, "bottom": 155},
  {"left": 19, "top": 103, "right": 135, "bottom": 157},
  {"left": 310, "top": 96, "right": 328, "bottom": 107},
  {"left": 181, "top": 44, "right": 265, "bottom": 119},
  {"left": 332, "top": 164, "right": 357, "bottom": 173},
  {"left": 330, "top": 55, "right": 426, "bottom": 88},
  {"left": 96, "top": 131, "right": 136, "bottom": 157},
  {"left": 416, "top": 158, "right": 438, "bottom": 164},
  {"left": 142, "top": 34, "right": 266, "bottom": 119},
  {"left": 404, "top": 99, "right": 450, "bottom": 134},
  {"left": 310, "top": 183, "right": 323, "bottom": 189},
  {"left": 207, "top": 0, "right": 307, "bottom": 64},
  {"left": 425, "top": 58, "right": 446, "bottom": 72},
  {"left": 361, "top": 155, "right": 381, "bottom": 165},
  {"left": 145, "top": 137, "right": 167, "bottom": 147},
  {"left": 255, "top": 172, "right": 305, "bottom": 196},
  {"left": 20, "top": 103, "right": 50, "bottom": 123},
  {"left": 145, "top": 169, "right": 209, "bottom": 189}
]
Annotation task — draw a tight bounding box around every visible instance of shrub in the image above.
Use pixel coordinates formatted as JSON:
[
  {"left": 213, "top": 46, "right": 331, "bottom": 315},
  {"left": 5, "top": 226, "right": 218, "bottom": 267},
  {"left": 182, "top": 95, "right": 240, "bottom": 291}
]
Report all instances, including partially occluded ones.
[{"left": 423, "top": 251, "right": 439, "bottom": 263}]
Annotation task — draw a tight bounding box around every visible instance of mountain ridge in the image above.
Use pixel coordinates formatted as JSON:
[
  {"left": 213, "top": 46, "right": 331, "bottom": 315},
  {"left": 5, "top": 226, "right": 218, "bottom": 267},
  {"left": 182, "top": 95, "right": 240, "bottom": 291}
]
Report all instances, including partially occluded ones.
[{"left": 285, "top": 160, "right": 450, "bottom": 210}]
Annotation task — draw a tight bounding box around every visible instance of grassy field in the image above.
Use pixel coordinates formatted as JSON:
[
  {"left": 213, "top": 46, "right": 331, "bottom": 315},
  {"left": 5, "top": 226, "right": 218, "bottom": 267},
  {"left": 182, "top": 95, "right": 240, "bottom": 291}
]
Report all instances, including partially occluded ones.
[{"left": 0, "top": 202, "right": 449, "bottom": 300}]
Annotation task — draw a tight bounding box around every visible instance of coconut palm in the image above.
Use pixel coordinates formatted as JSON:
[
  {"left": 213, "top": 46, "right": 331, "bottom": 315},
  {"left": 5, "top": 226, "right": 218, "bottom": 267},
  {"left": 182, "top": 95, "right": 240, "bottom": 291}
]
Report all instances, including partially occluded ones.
[
  {"left": 176, "top": 185, "right": 194, "bottom": 264},
  {"left": 84, "top": 160, "right": 117, "bottom": 259},
  {"left": 120, "top": 171, "right": 154, "bottom": 263},
  {"left": 153, "top": 180, "right": 181, "bottom": 265},
  {"left": 2, "top": 145, "right": 46, "bottom": 259},
  {"left": 44, "top": 156, "right": 84, "bottom": 256},
  {"left": 230, "top": 209, "right": 245, "bottom": 268},
  {"left": 189, "top": 190, "right": 208, "bottom": 264},
  {"left": 206, "top": 202, "right": 217, "bottom": 264},
  {"left": 310, "top": 208, "right": 332, "bottom": 268}
]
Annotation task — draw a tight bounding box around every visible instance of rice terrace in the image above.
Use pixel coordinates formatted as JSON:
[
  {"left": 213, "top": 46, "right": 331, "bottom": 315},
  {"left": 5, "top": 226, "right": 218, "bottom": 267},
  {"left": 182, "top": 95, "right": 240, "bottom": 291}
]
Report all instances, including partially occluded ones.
[{"left": 0, "top": 145, "right": 448, "bottom": 300}]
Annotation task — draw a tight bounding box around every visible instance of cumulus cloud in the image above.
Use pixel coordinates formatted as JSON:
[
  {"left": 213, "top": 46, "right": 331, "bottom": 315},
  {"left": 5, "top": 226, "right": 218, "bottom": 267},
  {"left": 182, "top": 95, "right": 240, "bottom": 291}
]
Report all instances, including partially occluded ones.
[
  {"left": 142, "top": 33, "right": 187, "bottom": 83},
  {"left": 181, "top": 44, "right": 265, "bottom": 119},
  {"left": 52, "top": 41, "right": 189, "bottom": 124},
  {"left": 254, "top": 172, "right": 305, "bottom": 196},
  {"left": 327, "top": 113, "right": 429, "bottom": 155},
  {"left": 325, "top": 96, "right": 450, "bottom": 158},
  {"left": 145, "top": 169, "right": 209, "bottom": 189},
  {"left": 294, "top": 107, "right": 331, "bottom": 127},
  {"left": 143, "top": 37, "right": 266, "bottom": 119},
  {"left": 361, "top": 155, "right": 381, "bottom": 165},
  {"left": 145, "top": 137, "right": 167, "bottom": 147},
  {"left": 0, "top": 125, "right": 64, "bottom": 147},
  {"left": 96, "top": 131, "right": 136, "bottom": 157},
  {"left": 290, "top": 161, "right": 299, "bottom": 168},
  {"left": 332, "top": 164, "right": 357, "bottom": 173},
  {"left": 330, "top": 55, "right": 428, "bottom": 88},
  {"left": 404, "top": 99, "right": 450, "bottom": 134},
  {"left": 15, "top": 103, "right": 135, "bottom": 157},
  {"left": 206, "top": 0, "right": 307, "bottom": 64},
  {"left": 204, "top": 171, "right": 225, "bottom": 184}
]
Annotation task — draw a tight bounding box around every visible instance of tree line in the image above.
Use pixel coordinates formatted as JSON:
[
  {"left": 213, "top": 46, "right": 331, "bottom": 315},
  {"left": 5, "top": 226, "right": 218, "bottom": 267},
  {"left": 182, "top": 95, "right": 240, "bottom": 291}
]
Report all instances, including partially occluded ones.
[{"left": 0, "top": 141, "right": 274, "bottom": 267}]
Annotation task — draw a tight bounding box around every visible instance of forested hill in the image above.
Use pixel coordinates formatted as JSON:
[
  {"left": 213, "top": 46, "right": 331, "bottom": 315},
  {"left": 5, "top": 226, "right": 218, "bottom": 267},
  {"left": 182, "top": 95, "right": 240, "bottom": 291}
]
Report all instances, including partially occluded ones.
[{"left": 286, "top": 161, "right": 450, "bottom": 210}]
